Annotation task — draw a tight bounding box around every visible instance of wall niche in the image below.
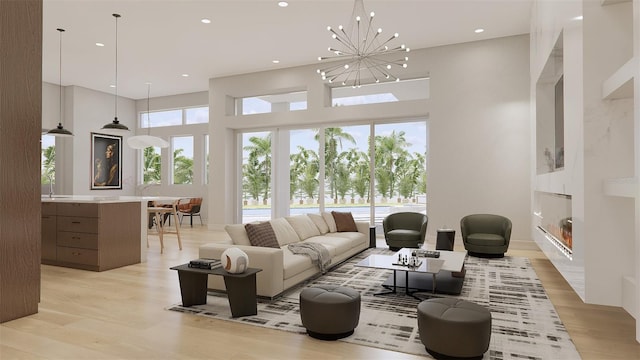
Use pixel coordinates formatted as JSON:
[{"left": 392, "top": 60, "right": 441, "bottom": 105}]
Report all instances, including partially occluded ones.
[{"left": 536, "top": 33, "right": 564, "bottom": 174}]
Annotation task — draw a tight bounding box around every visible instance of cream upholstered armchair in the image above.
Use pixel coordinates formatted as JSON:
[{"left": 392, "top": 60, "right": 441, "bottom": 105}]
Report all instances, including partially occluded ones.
[
  {"left": 460, "top": 214, "right": 512, "bottom": 257},
  {"left": 382, "top": 212, "right": 428, "bottom": 251}
]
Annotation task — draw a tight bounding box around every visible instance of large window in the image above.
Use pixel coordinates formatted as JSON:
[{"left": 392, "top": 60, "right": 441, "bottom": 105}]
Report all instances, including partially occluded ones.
[
  {"left": 41, "top": 134, "right": 55, "bottom": 185},
  {"left": 240, "top": 120, "right": 427, "bottom": 226},
  {"left": 172, "top": 136, "right": 194, "bottom": 184},
  {"left": 142, "top": 146, "right": 162, "bottom": 184},
  {"left": 332, "top": 78, "right": 430, "bottom": 107},
  {"left": 142, "top": 106, "right": 209, "bottom": 128},
  {"left": 242, "top": 131, "right": 272, "bottom": 222},
  {"left": 237, "top": 91, "right": 307, "bottom": 115}
]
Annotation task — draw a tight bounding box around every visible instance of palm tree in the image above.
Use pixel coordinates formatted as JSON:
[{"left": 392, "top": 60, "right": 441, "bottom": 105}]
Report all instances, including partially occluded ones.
[
  {"left": 243, "top": 134, "right": 272, "bottom": 204},
  {"left": 173, "top": 148, "right": 193, "bottom": 184},
  {"left": 243, "top": 153, "right": 264, "bottom": 203},
  {"left": 375, "top": 130, "right": 410, "bottom": 200},
  {"left": 314, "top": 127, "right": 355, "bottom": 202},
  {"left": 142, "top": 147, "right": 161, "bottom": 184},
  {"left": 41, "top": 145, "right": 55, "bottom": 184},
  {"left": 291, "top": 146, "right": 319, "bottom": 202}
]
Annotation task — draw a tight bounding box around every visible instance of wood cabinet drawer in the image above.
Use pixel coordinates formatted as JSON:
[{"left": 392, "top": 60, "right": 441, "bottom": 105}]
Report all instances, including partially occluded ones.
[
  {"left": 57, "top": 216, "right": 98, "bottom": 233},
  {"left": 57, "top": 232, "right": 98, "bottom": 250},
  {"left": 42, "top": 202, "right": 57, "bottom": 216},
  {"left": 57, "top": 203, "right": 98, "bottom": 217},
  {"left": 56, "top": 246, "right": 98, "bottom": 266}
]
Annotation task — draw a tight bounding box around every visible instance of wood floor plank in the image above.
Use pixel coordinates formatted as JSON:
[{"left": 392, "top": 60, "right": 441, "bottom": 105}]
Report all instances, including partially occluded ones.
[{"left": 1, "top": 226, "right": 638, "bottom": 359}]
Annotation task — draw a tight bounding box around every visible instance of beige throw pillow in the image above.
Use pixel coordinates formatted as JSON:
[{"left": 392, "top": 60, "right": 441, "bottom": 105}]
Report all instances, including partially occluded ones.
[
  {"left": 285, "top": 215, "right": 321, "bottom": 240},
  {"left": 269, "top": 217, "right": 300, "bottom": 246},
  {"left": 332, "top": 211, "right": 358, "bottom": 232},
  {"left": 245, "top": 222, "right": 279, "bottom": 248},
  {"left": 224, "top": 224, "right": 251, "bottom": 246},
  {"left": 307, "top": 213, "right": 329, "bottom": 234},
  {"left": 322, "top": 211, "right": 338, "bottom": 233}
]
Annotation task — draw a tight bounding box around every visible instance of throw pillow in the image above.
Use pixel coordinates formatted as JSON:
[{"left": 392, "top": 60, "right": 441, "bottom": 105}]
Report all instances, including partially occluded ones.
[
  {"left": 285, "top": 215, "right": 321, "bottom": 240},
  {"left": 322, "top": 211, "right": 338, "bottom": 233},
  {"left": 332, "top": 211, "right": 357, "bottom": 232},
  {"left": 307, "top": 213, "right": 329, "bottom": 234},
  {"left": 245, "top": 222, "right": 279, "bottom": 248},
  {"left": 224, "top": 224, "right": 251, "bottom": 246},
  {"left": 269, "top": 217, "right": 300, "bottom": 246}
]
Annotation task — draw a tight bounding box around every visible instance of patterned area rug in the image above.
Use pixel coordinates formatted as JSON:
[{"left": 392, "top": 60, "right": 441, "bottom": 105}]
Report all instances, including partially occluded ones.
[{"left": 168, "top": 248, "right": 580, "bottom": 359}]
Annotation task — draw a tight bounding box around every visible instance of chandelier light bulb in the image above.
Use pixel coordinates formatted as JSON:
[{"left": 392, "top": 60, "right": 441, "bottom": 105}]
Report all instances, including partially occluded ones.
[
  {"left": 356, "top": 16, "right": 361, "bottom": 22},
  {"left": 370, "top": 11, "right": 375, "bottom": 17},
  {"left": 402, "top": 64, "right": 407, "bottom": 68},
  {"left": 344, "top": 64, "right": 349, "bottom": 69},
  {"left": 386, "top": 64, "right": 391, "bottom": 70},
  {"left": 377, "top": 28, "right": 382, "bottom": 34},
  {"left": 327, "top": 26, "right": 332, "bottom": 31},
  {"left": 394, "top": 33, "right": 399, "bottom": 38}
]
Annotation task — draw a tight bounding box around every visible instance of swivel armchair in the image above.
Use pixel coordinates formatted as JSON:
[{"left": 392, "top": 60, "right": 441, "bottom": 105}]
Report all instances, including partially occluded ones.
[
  {"left": 383, "top": 212, "right": 428, "bottom": 251},
  {"left": 460, "top": 214, "right": 512, "bottom": 257}
]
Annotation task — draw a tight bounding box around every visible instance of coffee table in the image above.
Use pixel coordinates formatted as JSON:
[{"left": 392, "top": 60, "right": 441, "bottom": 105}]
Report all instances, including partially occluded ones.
[
  {"left": 356, "top": 249, "right": 467, "bottom": 299},
  {"left": 170, "top": 264, "right": 262, "bottom": 318}
]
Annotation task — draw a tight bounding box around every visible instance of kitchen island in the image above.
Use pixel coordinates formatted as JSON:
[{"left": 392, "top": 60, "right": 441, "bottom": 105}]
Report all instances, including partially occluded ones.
[{"left": 41, "top": 196, "right": 178, "bottom": 271}]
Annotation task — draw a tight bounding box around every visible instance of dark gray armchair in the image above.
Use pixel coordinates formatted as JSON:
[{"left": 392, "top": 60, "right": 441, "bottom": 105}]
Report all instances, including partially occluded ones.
[
  {"left": 460, "top": 214, "right": 512, "bottom": 257},
  {"left": 383, "top": 212, "right": 428, "bottom": 251}
]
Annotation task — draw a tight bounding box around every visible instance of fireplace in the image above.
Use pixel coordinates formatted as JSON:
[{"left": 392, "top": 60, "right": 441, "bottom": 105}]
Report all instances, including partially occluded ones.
[{"left": 534, "top": 192, "right": 572, "bottom": 257}]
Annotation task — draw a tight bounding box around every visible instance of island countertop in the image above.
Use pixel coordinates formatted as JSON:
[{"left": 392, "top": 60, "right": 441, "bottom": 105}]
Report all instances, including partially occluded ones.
[{"left": 41, "top": 195, "right": 182, "bottom": 204}]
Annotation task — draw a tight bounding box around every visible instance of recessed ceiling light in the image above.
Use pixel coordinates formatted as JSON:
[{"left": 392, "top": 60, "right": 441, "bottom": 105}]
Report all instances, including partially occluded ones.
[
  {"left": 109, "top": 84, "right": 116, "bottom": 88},
  {"left": 201, "top": 18, "right": 211, "bottom": 24},
  {"left": 272, "top": 60, "right": 280, "bottom": 64},
  {"left": 95, "top": 42, "right": 105, "bottom": 47},
  {"left": 572, "top": 15, "right": 583, "bottom": 21},
  {"left": 181, "top": 74, "right": 189, "bottom": 77},
  {"left": 474, "top": 28, "right": 484, "bottom": 34},
  {"left": 278, "top": 1, "right": 288, "bottom": 7}
]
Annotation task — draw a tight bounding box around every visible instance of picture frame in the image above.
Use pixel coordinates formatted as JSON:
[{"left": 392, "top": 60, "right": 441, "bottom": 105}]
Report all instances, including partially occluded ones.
[{"left": 91, "top": 132, "right": 122, "bottom": 190}]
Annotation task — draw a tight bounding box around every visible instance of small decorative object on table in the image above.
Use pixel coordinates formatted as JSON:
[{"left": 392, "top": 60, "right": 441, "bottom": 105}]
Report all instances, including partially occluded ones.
[
  {"left": 188, "top": 258, "right": 221, "bottom": 270},
  {"left": 414, "top": 249, "right": 440, "bottom": 258},
  {"left": 221, "top": 247, "right": 249, "bottom": 274},
  {"left": 393, "top": 253, "right": 423, "bottom": 267}
]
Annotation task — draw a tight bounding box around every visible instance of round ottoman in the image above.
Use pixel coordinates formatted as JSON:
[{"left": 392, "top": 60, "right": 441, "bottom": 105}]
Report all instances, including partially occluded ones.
[
  {"left": 417, "top": 298, "right": 491, "bottom": 359},
  {"left": 299, "top": 285, "right": 361, "bottom": 340}
]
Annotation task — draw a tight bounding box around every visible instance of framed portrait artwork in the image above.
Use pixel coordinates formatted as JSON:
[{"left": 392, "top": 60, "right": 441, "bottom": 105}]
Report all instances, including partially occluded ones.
[{"left": 91, "top": 132, "right": 122, "bottom": 190}]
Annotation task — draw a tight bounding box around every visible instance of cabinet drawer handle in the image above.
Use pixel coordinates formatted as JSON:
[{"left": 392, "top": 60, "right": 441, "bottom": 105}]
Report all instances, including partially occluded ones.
[
  {"left": 72, "top": 221, "right": 81, "bottom": 224},
  {"left": 72, "top": 236, "right": 80, "bottom": 240}
]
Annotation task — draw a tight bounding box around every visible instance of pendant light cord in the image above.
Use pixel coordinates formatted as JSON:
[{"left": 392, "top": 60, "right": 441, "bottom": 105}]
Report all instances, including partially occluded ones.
[
  {"left": 57, "top": 28, "right": 64, "bottom": 127},
  {"left": 113, "top": 14, "right": 120, "bottom": 123}
]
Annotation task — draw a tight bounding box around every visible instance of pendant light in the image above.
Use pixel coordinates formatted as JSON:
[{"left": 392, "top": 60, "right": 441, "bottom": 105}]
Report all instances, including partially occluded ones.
[
  {"left": 101, "top": 13, "right": 129, "bottom": 133},
  {"left": 127, "top": 83, "right": 169, "bottom": 149},
  {"left": 47, "top": 28, "right": 73, "bottom": 137}
]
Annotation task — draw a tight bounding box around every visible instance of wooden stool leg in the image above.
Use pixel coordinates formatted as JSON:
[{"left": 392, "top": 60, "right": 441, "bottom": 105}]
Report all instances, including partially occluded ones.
[
  {"left": 172, "top": 211, "right": 182, "bottom": 250},
  {"left": 155, "top": 212, "right": 164, "bottom": 254}
]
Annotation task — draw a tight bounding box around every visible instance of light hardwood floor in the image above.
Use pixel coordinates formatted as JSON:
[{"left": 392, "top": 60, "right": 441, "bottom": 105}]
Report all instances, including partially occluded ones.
[{"left": 1, "top": 226, "right": 638, "bottom": 359}]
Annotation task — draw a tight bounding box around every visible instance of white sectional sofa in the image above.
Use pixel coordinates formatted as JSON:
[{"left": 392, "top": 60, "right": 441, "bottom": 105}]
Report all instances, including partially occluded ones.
[{"left": 199, "top": 212, "right": 370, "bottom": 298}]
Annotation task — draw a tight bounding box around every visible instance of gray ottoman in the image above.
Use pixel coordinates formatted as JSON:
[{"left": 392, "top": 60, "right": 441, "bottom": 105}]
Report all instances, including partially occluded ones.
[
  {"left": 299, "top": 285, "right": 360, "bottom": 340},
  {"left": 417, "top": 298, "right": 491, "bottom": 359}
]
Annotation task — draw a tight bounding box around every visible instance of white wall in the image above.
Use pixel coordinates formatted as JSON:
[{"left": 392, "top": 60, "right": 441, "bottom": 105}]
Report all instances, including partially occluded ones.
[{"left": 208, "top": 35, "right": 532, "bottom": 242}]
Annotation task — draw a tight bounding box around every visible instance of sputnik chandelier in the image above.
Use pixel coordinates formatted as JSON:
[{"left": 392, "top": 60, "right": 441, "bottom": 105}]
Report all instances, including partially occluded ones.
[{"left": 317, "top": 0, "right": 410, "bottom": 88}]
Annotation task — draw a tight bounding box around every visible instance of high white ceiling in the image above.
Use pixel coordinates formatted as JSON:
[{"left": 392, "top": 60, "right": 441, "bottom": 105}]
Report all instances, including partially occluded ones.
[{"left": 42, "top": 0, "right": 532, "bottom": 100}]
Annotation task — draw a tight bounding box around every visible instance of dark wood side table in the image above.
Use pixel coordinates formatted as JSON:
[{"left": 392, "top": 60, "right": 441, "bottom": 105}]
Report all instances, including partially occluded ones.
[{"left": 170, "top": 264, "right": 262, "bottom": 318}]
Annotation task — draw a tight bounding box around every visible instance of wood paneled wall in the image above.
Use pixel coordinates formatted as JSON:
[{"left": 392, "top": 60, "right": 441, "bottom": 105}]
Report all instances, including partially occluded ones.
[{"left": 0, "top": 0, "right": 43, "bottom": 323}]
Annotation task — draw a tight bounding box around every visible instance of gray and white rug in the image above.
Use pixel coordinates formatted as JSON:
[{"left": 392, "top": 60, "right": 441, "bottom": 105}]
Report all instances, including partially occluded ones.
[{"left": 168, "top": 249, "right": 581, "bottom": 359}]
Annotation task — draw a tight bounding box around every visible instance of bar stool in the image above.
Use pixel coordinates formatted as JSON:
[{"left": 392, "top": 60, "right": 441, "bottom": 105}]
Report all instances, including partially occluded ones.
[{"left": 147, "top": 200, "right": 182, "bottom": 254}]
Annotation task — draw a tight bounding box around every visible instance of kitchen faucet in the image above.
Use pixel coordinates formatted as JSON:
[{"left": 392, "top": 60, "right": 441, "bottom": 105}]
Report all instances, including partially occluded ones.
[{"left": 48, "top": 174, "right": 54, "bottom": 198}]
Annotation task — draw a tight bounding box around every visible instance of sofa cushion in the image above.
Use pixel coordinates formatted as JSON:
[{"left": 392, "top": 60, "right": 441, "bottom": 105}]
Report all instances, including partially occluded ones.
[
  {"left": 322, "top": 211, "right": 338, "bottom": 233},
  {"left": 282, "top": 247, "right": 314, "bottom": 280},
  {"left": 304, "top": 235, "right": 349, "bottom": 256},
  {"left": 224, "top": 224, "right": 251, "bottom": 246},
  {"left": 329, "top": 231, "right": 367, "bottom": 248},
  {"left": 285, "top": 215, "right": 321, "bottom": 240},
  {"left": 307, "top": 213, "right": 329, "bottom": 234},
  {"left": 270, "top": 217, "right": 300, "bottom": 246},
  {"left": 332, "top": 211, "right": 357, "bottom": 232},
  {"left": 245, "top": 222, "right": 279, "bottom": 248}
]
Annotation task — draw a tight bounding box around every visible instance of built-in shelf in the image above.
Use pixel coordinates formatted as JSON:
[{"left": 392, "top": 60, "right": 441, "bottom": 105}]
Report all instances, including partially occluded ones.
[
  {"left": 603, "top": 177, "right": 638, "bottom": 198},
  {"left": 602, "top": 57, "right": 636, "bottom": 99}
]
